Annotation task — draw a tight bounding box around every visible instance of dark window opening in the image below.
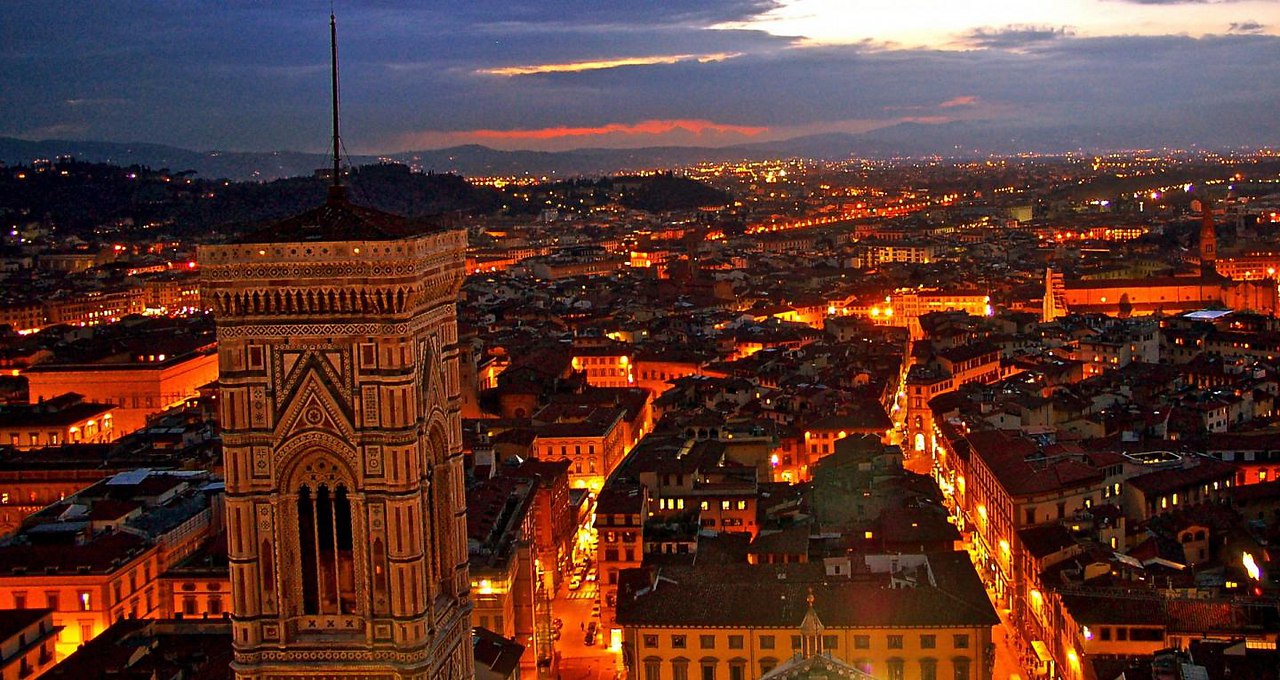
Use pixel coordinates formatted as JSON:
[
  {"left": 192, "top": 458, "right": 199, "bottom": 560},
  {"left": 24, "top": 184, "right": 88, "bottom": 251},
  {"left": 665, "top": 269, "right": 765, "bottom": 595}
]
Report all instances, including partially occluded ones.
[{"left": 298, "top": 483, "right": 356, "bottom": 615}]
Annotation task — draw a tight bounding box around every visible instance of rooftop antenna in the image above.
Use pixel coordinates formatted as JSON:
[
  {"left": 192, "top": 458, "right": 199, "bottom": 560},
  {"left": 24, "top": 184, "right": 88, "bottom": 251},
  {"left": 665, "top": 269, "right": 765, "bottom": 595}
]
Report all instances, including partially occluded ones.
[{"left": 329, "top": 11, "right": 344, "bottom": 200}]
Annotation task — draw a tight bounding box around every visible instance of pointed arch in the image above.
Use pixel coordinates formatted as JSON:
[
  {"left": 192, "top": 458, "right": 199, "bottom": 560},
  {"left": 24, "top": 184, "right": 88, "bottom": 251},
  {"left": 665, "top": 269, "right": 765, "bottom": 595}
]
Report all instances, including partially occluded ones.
[{"left": 281, "top": 449, "right": 360, "bottom": 617}]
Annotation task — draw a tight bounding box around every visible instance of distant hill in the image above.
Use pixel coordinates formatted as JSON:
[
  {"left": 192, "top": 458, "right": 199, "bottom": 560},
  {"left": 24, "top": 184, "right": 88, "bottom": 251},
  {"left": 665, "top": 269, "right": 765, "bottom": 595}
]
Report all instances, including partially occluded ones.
[
  {"left": 0, "top": 160, "right": 510, "bottom": 238},
  {"left": 0, "top": 137, "right": 374, "bottom": 183},
  {"left": 0, "top": 159, "right": 732, "bottom": 238},
  {"left": 0, "top": 121, "right": 1261, "bottom": 182}
]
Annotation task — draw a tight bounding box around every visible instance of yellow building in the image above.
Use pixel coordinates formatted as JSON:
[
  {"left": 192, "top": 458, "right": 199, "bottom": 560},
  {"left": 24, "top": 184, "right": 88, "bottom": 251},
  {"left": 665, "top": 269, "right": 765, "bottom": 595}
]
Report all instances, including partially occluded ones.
[
  {"left": 0, "top": 393, "right": 118, "bottom": 450},
  {"left": 24, "top": 346, "right": 217, "bottom": 436},
  {"left": 596, "top": 483, "right": 648, "bottom": 647},
  {"left": 617, "top": 553, "right": 997, "bottom": 680},
  {"left": 862, "top": 290, "right": 990, "bottom": 338},
  {"left": 0, "top": 609, "right": 59, "bottom": 680},
  {"left": 0, "top": 533, "right": 162, "bottom": 660},
  {"left": 534, "top": 408, "right": 627, "bottom": 492},
  {"left": 572, "top": 348, "right": 636, "bottom": 389},
  {"left": 0, "top": 469, "right": 220, "bottom": 660}
]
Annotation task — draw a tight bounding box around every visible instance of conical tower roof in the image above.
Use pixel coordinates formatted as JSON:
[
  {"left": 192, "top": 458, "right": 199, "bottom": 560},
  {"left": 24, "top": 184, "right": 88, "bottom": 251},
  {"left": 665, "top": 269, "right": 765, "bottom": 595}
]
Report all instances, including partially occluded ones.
[{"left": 799, "top": 589, "right": 824, "bottom": 637}]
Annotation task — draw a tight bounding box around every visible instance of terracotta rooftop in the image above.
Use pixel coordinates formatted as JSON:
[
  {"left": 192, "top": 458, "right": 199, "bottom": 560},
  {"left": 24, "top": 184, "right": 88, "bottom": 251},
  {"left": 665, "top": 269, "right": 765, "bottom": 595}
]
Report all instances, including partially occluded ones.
[
  {"left": 1126, "top": 458, "right": 1237, "bottom": 496},
  {"left": 966, "top": 429, "right": 1105, "bottom": 497},
  {"left": 616, "top": 552, "right": 998, "bottom": 629},
  {"left": 0, "top": 608, "right": 52, "bottom": 643},
  {"left": 234, "top": 190, "right": 440, "bottom": 244}
]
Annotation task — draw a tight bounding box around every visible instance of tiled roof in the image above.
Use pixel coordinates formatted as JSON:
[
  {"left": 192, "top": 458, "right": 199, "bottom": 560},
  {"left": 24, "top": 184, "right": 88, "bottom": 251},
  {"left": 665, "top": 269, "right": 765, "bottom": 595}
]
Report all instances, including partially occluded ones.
[
  {"left": 1127, "top": 459, "right": 1236, "bottom": 496},
  {"left": 473, "top": 626, "right": 525, "bottom": 676},
  {"left": 616, "top": 552, "right": 998, "bottom": 629},
  {"left": 0, "top": 531, "right": 150, "bottom": 574},
  {"left": 596, "top": 484, "right": 646, "bottom": 515},
  {"left": 967, "top": 429, "right": 1105, "bottom": 496},
  {"left": 1062, "top": 593, "right": 1280, "bottom": 634},
  {"left": 0, "top": 608, "right": 51, "bottom": 643},
  {"left": 1017, "top": 524, "right": 1078, "bottom": 560},
  {"left": 235, "top": 190, "right": 438, "bottom": 244}
]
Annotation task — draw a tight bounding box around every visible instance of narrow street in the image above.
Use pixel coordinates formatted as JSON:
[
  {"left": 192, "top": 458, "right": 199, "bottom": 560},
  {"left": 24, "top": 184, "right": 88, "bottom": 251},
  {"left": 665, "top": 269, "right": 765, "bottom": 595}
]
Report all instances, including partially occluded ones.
[
  {"left": 552, "top": 580, "right": 619, "bottom": 680},
  {"left": 991, "top": 606, "right": 1025, "bottom": 680}
]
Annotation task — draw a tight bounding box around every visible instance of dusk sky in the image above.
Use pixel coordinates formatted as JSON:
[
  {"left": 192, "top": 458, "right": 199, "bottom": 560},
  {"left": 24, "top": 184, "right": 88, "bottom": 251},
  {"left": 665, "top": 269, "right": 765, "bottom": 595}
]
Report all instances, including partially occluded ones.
[{"left": 2, "top": 0, "right": 1280, "bottom": 153}]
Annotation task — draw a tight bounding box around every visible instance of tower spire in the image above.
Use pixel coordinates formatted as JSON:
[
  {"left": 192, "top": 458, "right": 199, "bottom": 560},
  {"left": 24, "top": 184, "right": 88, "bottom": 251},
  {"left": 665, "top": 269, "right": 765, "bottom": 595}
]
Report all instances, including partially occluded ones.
[{"left": 329, "top": 12, "right": 345, "bottom": 200}]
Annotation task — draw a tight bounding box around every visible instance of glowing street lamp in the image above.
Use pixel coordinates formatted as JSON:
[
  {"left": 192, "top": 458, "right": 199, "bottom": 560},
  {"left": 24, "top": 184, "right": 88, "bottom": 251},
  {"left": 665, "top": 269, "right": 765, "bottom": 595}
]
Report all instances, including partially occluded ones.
[{"left": 1243, "top": 552, "right": 1261, "bottom": 581}]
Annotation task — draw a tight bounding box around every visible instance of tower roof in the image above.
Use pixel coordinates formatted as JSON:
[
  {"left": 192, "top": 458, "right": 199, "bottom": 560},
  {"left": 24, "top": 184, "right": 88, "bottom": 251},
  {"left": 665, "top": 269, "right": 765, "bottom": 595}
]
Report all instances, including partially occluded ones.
[
  {"left": 233, "top": 190, "right": 443, "bottom": 244},
  {"left": 799, "top": 589, "right": 825, "bottom": 636}
]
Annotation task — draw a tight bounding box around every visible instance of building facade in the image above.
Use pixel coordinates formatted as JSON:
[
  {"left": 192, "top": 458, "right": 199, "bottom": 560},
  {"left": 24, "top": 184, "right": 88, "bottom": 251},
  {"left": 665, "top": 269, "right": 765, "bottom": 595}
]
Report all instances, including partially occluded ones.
[
  {"left": 617, "top": 554, "right": 997, "bottom": 680},
  {"left": 201, "top": 190, "right": 473, "bottom": 680}
]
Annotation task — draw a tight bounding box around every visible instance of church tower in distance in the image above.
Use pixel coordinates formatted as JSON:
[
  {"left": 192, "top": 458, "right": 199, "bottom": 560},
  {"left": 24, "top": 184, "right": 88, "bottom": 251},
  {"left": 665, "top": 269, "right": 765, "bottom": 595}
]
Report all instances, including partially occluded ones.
[
  {"left": 201, "top": 192, "right": 472, "bottom": 680},
  {"left": 1200, "top": 200, "right": 1218, "bottom": 277},
  {"left": 199, "top": 15, "right": 472, "bottom": 679}
]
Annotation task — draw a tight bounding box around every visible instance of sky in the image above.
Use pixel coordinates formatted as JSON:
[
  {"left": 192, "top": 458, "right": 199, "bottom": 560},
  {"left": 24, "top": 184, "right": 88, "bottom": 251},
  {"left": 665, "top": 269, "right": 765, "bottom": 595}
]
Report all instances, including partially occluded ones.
[{"left": 1, "top": 0, "right": 1279, "bottom": 153}]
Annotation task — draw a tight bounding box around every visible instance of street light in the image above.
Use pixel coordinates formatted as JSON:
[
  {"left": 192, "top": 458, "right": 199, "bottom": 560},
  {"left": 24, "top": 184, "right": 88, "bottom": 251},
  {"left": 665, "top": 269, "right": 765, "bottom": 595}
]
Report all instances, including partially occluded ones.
[{"left": 1243, "top": 552, "right": 1261, "bottom": 581}]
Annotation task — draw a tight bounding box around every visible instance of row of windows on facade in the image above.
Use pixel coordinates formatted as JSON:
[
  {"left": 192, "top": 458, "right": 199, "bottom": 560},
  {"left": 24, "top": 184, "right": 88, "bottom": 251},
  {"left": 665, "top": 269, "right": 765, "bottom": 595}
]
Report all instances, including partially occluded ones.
[
  {"left": 1094, "top": 625, "right": 1163, "bottom": 642},
  {"left": 544, "top": 445, "right": 598, "bottom": 457},
  {"left": 578, "top": 357, "right": 627, "bottom": 365},
  {"left": 7, "top": 420, "right": 110, "bottom": 448},
  {"left": 0, "top": 491, "right": 66, "bottom": 505},
  {"left": 655, "top": 499, "right": 751, "bottom": 512},
  {"left": 13, "top": 591, "right": 96, "bottom": 611},
  {"left": 641, "top": 655, "right": 971, "bottom": 680},
  {"left": 178, "top": 596, "right": 227, "bottom": 617},
  {"left": 644, "top": 633, "right": 970, "bottom": 651},
  {"left": 640, "top": 370, "right": 683, "bottom": 381},
  {"left": 12, "top": 574, "right": 154, "bottom": 612},
  {"left": 585, "top": 368, "right": 627, "bottom": 376}
]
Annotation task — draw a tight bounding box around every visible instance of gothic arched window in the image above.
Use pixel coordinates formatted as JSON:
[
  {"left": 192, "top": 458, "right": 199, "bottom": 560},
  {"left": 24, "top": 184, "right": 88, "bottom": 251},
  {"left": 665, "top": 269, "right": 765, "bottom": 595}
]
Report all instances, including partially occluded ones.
[{"left": 297, "top": 481, "right": 356, "bottom": 615}]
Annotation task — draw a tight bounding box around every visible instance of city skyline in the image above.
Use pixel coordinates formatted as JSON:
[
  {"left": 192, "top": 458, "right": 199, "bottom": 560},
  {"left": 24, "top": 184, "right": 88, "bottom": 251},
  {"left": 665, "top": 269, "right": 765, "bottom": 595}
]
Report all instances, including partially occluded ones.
[
  {"left": 2, "top": 1, "right": 1280, "bottom": 154},
  {"left": 4, "top": 3, "right": 1280, "bottom": 679}
]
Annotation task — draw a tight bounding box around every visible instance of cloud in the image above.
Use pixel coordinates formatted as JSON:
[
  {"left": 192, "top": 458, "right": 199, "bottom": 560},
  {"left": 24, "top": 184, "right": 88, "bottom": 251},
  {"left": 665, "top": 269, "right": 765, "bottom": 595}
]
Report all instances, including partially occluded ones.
[
  {"left": 388, "top": 119, "right": 769, "bottom": 151},
  {"left": 9, "top": 123, "right": 91, "bottom": 139},
  {"left": 1229, "top": 20, "right": 1267, "bottom": 33},
  {"left": 5, "top": 4, "right": 1280, "bottom": 154},
  {"left": 963, "top": 25, "right": 1074, "bottom": 50},
  {"left": 939, "top": 96, "right": 980, "bottom": 108},
  {"left": 1107, "top": 0, "right": 1242, "bottom": 4},
  {"left": 454, "top": 0, "right": 781, "bottom": 28},
  {"left": 470, "top": 119, "right": 767, "bottom": 140},
  {"left": 479, "top": 53, "right": 742, "bottom": 76}
]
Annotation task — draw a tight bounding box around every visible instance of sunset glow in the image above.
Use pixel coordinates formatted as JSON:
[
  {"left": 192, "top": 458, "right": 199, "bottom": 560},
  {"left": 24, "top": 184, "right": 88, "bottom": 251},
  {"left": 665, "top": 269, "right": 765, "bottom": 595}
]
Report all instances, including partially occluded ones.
[{"left": 480, "top": 52, "right": 743, "bottom": 76}]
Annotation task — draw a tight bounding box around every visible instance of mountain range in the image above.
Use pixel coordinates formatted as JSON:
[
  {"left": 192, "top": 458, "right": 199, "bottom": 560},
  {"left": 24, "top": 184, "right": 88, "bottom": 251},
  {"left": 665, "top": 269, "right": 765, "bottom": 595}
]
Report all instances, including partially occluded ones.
[{"left": 0, "top": 121, "right": 1252, "bottom": 182}]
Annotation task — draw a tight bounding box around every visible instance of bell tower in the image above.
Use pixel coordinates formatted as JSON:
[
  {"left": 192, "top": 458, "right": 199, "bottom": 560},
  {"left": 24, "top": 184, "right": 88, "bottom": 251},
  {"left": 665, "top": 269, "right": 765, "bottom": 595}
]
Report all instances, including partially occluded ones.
[
  {"left": 1200, "top": 200, "right": 1218, "bottom": 277},
  {"left": 199, "top": 14, "right": 472, "bottom": 680}
]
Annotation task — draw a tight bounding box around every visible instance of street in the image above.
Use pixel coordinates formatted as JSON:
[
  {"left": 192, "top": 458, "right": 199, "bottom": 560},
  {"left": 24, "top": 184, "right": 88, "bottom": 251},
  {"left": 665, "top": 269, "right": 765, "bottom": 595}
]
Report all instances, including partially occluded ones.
[{"left": 552, "top": 580, "right": 621, "bottom": 680}]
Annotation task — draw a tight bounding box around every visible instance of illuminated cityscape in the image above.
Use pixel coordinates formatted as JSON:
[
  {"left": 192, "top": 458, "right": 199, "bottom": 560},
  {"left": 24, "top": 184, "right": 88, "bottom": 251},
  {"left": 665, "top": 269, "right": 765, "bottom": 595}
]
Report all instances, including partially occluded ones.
[{"left": 2, "top": 3, "right": 1280, "bottom": 680}]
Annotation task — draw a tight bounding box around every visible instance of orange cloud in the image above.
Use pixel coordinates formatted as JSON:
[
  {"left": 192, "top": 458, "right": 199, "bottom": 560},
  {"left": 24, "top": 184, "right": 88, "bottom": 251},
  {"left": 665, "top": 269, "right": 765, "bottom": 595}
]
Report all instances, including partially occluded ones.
[
  {"left": 939, "top": 95, "right": 980, "bottom": 108},
  {"left": 465, "top": 119, "right": 769, "bottom": 141},
  {"left": 480, "top": 53, "right": 741, "bottom": 76}
]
